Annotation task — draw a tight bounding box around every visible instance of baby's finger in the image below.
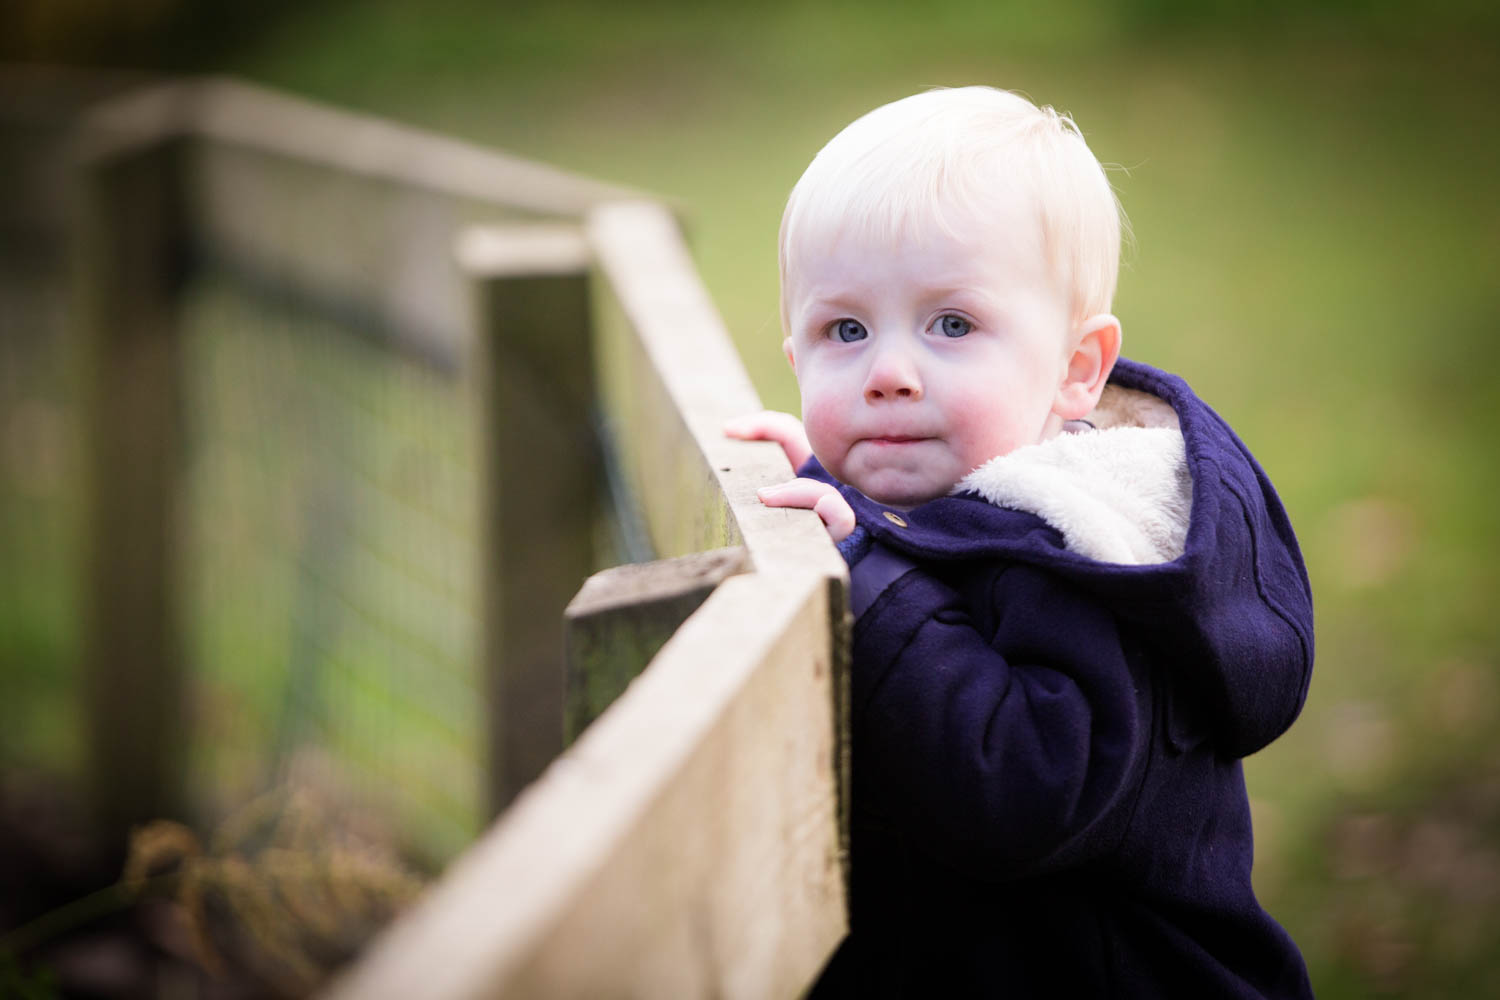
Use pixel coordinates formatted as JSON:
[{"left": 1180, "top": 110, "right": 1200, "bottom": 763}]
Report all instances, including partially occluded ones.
[
  {"left": 813, "top": 492, "right": 857, "bottom": 542},
  {"left": 757, "top": 477, "right": 838, "bottom": 510},
  {"left": 722, "top": 415, "right": 761, "bottom": 439},
  {"left": 758, "top": 479, "right": 856, "bottom": 541},
  {"left": 724, "top": 411, "right": 812, "bottom": 469},
  {"left": 723, "top": 411, "right": 785, "bottom": 439}
]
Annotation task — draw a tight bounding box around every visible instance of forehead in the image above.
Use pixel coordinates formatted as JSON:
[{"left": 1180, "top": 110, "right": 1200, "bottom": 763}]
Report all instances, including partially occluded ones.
[{"left": 785, "top": 193, "right": 1049, "bottom": 301}]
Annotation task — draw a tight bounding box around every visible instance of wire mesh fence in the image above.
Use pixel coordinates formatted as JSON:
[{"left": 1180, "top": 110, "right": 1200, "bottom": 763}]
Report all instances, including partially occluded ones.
[
  {"left": 0, "top": 211, "right": 490, "bottom": 868},
  {"left": 0, "top": 229, "right": 83, "bottom": 782},
  {"left": 0, "top": 74, "right": 640, "bottom": 876},
  {"left": 177, "top": 267, "right": 484, "bottom": 866}
]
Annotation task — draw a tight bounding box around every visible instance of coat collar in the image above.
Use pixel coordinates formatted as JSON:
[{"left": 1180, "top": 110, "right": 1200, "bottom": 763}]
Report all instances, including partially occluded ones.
[{"left": 956, "top": 423, "right": 1191, "bottom": 566}]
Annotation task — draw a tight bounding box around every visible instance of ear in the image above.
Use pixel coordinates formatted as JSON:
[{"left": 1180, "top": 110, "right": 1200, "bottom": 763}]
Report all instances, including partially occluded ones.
[
  {"left": 1054, "top": 313, "right": 1122, "bottom": 420},
  {"left": 782, "top": 336, "right": 797, "bottom": 373}
]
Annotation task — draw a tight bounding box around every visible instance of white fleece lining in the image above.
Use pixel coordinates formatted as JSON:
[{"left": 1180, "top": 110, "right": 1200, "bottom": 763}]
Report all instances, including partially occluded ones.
[{"left": 956, "top": 426, "right": 1192, "bottom": 566}]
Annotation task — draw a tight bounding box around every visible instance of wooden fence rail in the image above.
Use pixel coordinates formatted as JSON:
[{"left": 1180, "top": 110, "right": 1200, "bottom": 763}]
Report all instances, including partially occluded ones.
[{"left": 66, "top": 77, "right": 850, "bottom": 996}]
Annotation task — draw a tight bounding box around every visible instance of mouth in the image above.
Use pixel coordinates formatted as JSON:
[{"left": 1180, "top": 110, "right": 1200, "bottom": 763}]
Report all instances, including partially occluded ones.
[{"left": 862, "top": 435, "right": 930, "bottom": 446}]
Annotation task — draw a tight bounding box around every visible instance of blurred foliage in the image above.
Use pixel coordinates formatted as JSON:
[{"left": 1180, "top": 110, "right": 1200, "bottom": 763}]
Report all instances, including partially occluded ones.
[
  {"left": 1, "top": 771, "right": 424, "bottom": 996},
  {"left": 4, "top": 0, "right": 1499, "bottom": 67},
  {"left": 4, "top": 1, "right": 1498, "bottom": 996},
  {"left": 0, "top": 0, "right": 300, "bottom": 69},
  {"left": 117, "top": 782, "right": 425, "bottom": 996}
]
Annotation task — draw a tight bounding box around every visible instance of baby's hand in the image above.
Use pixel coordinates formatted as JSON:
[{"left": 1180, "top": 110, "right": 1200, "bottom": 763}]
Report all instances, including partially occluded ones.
[
  {"left": 723, "top": 410, "right": 813, "bottom": 471},
  {"left": 726, "top": 411, "right": 854, "bottom": 541},
  {"left": 756, "top": 478, "right": 857, "bottom": 543}
]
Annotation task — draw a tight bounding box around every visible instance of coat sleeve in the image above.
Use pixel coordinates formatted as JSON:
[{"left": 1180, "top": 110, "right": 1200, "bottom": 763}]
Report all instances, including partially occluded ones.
[{"left": 850, "top": 561, "right": 1148, "bottom": 879}]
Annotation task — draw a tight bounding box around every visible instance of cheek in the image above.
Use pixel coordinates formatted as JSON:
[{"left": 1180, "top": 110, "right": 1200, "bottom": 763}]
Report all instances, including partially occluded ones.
[
  {"left": 801, "top": 393, "right": 850, "bottom": 455},
  {"left": 944, "top": 382, "right": 1037, "bottom": 461}
]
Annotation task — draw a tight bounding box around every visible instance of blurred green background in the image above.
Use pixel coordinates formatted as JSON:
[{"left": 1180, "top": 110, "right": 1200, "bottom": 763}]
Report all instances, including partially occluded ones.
[{"left": 5, "top": 0, "right": 1500, "bottom": 996}]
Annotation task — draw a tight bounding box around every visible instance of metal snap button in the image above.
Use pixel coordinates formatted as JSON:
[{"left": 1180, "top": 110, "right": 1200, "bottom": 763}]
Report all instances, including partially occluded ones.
[{"left": 882, "top": 511, "right": 908, "bottom": 527}]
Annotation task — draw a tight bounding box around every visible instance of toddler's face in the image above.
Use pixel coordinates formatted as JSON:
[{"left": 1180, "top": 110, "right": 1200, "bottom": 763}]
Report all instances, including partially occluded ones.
[{"left": 783, "top": 207, "right": 1074, "bottom": 508}]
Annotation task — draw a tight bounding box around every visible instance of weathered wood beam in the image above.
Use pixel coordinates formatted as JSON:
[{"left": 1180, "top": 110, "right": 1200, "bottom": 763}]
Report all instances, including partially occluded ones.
[
  {"left": 586, "top": 200, "right": 839, "bottom": 574},
  {"left": 324, "top": 569, "right": 845, "bottom": 1000},
  {"left": 73, "top": 128, "right": 191, "bottom": 845},
  {"left": 457, "top": 224, "right": 602, "bottom": 818},
  {"left": 74, "top": 77, "right": 648, "bottom": 216},
  {"left": 563, "top": 546, "right": 746, "bottom": 743},
  {"left": 71, "top": 78, "right": 657, "bottom": 373},
  {"left": 586, "top": 201, "right": 853, "bottom": 871}
]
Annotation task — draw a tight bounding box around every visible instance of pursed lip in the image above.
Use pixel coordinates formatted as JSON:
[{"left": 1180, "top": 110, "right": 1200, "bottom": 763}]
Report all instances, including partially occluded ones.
[{"left": 860, "top": 435, "right": 934, "bottom": 447}]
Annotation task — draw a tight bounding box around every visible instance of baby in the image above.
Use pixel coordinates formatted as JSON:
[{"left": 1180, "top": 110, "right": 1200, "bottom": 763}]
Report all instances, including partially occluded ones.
[{"left": 727, "top": 87, "right": 1314, "bottom": 997}]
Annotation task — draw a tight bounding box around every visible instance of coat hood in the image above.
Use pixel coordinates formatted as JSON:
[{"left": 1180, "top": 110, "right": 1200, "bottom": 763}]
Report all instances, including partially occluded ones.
[
  {"left": 956, "top": 422, "right": 1192, "bottom": 567},
  {"left": 834, "top": 358, "right": 1315, "bottom": 758}
]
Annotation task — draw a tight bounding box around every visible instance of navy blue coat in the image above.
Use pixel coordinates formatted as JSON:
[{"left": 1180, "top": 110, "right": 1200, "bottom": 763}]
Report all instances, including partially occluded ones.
[{"left": 807, "top": 359, "right": 1315, "bottom": 998}]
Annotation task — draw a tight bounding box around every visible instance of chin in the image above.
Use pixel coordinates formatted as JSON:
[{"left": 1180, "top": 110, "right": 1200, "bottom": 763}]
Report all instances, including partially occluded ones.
[
  {"left": 859, "top": 481, "right": 945, "bottom": 509},
  {"left": 840, "top": 459, "right": 955, "bottom": 509}
]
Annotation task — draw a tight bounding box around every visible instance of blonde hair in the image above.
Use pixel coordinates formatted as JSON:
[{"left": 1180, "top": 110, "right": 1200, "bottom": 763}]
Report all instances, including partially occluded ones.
[{"left": 779, "top": 86, "right": 1124, "bottom": 328}]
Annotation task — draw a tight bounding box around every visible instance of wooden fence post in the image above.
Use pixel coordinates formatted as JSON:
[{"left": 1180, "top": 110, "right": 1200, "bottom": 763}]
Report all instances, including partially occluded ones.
[
  {"left": 457, "top": 224, "right": 600, "bottom": 818},
  {"left": 75, "top": 134, "right": 190, "bottom": 846},
  {"left": 562, "top": 546, "right": 745, "bottom": 743}
]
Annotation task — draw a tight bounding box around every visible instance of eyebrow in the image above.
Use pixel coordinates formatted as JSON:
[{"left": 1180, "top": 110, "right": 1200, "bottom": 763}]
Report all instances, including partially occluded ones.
[
  {"left": 797, "top": 291, "right": 865, "bottom": 316},
  {"left": 796, "top": 282, "right": 1008, "bottom": 324},
  {"left": 908, "top": 284, "right": 1012, "bottom": 320},
  {"left": 928, "top": 285, "right": 998, "bottom": 307},
  {"left": 799, "top": 278, "right": 1001, "bottom": 305}
]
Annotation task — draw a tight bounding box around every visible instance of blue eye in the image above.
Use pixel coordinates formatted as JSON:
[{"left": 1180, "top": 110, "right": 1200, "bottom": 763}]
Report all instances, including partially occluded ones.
[
  {"left": 938, "top": 314, "right": 972, "bottom": 338},
  {"left": 834, "top": 319, "right": 867, "bottom": 342}
]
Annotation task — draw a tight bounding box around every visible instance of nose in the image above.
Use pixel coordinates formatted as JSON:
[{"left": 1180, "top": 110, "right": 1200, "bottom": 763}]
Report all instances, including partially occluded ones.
[{"left": 864, "top": 342, "right": 922, "bottom": 402}]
